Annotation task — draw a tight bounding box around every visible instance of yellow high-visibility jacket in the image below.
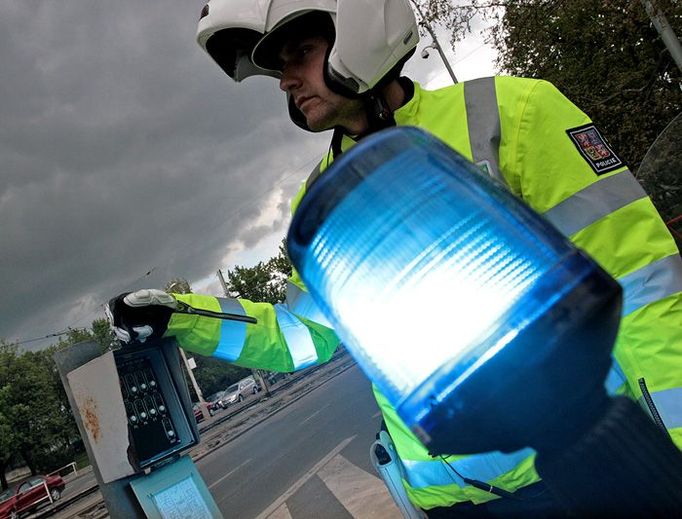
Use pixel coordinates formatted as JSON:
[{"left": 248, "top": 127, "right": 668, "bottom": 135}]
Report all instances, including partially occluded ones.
[{"left": 165, "top": 77, "right": 682, "bottom": 510}]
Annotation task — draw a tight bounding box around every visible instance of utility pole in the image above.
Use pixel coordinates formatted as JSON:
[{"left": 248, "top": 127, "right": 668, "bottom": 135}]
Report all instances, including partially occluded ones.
[
  {"left": 410, "top": 0, "right": 458, "bottom": 84},
  {"left": 217, "top": 269, "right": 272, "bottom": 397},
  {"left": 642, "top": 0, "right": 682, "bottom": 77},
  {"left": 217, "top": 268, "right": 230, "bottom": 298},
  {"left": 178, "top": 347, "right": 204, "bottom": 404}
]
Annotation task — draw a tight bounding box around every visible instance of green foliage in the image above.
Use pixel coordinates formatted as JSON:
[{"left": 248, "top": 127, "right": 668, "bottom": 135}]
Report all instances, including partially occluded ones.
[
  {"left": 0, "top": 341, "right": 19, "bottom": 488},
  {"left": 0, "top": 316, "right": 116, "bottom": 485},
  {"left": 226, "top": 239, "right": 292, "bottom": 305},
  {"left": 91, "top": 318, "right": 118, "bottom": 350},
  {"left": 490, "top": 1, "right": 681, "bottom": 176},
  {"left": 0, "top": 340, "right": 80, "bottom": 485},
  {"left": 191, "top": 356, "right": 251, "bottom": 398},
  {"left": 413, "top": 0, "right": 501, "bottom": 47}
]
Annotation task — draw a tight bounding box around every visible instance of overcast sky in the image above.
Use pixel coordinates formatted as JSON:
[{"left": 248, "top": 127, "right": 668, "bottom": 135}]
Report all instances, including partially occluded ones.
[{"left": 0, "top": 1, "right": 497, "bottom": 350}]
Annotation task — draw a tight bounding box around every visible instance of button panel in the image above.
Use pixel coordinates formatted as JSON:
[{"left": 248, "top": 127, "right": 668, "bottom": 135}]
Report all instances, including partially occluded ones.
[{"left": 117, "top": 356, "right": 180, "bottom": 462}]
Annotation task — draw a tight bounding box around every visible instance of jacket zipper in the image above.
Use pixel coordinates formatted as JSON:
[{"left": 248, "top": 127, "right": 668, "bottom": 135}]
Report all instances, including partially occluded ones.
[{"left": 638, "top": 377, "right": 672, "bottom": 439}]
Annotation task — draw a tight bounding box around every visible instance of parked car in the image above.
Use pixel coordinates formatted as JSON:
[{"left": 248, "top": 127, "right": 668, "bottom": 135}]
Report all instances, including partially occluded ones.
[
  {"left": 192, "top": 403, "right": 205, "bottom": 423},
  {"left": 205, "top": 391, "right": 226, "bottom": 415},
  {"left": 0, "top": 474, "right": 65, "bottom": 519},
  {"left": 266, "top": 371, "right": 290, "bottom": 385},
  {"left": 219, "top": 377, "right": 259, "bottom": 407}
]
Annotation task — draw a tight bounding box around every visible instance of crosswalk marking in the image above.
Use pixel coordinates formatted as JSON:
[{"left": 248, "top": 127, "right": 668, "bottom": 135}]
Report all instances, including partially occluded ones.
[
  {"left": 300, "top": 403, "right": 331, "bottom": 425},
  {"left": 208, "top": 458, "right": 252, "bottom": 489},
  {"left": 267, "top": 503, "right": 293, "bottom": 519},
  {"left": 318, "top": 454, "right": 401, "bottom": 518},
  {"left": 256, "top": 436, "right": 356, "bottom": 519}
]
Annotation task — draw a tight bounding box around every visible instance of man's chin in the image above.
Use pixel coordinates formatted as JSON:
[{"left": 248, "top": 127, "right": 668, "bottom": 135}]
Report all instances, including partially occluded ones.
[
  {"left": 299, "top": 107, "right": 334, "bottom": 132},
  {"left": 306, "top": 122, "right": 335, "bottom": 132},
  {"left": 301, "top": 112, "right": 332, "bottom": 132}
]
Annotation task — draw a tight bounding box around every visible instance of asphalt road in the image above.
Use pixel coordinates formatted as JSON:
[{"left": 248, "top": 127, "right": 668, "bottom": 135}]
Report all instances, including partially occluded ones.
[{"left": 197, "top": 364, "right": 392, "bottom": 518}]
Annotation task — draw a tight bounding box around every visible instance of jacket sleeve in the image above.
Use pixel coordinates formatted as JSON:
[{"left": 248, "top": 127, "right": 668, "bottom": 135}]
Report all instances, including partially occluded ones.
[
  {"left": 499, "top": 77, "right": 682, "bottom": 449},
  {"left": 163, "top": 280, "right": 339, "bottom": 372}
]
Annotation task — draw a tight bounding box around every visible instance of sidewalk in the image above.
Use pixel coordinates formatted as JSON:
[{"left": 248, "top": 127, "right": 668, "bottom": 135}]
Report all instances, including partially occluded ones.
[{"left": 43, "top": 351, "right": 357, "bottom": 518}]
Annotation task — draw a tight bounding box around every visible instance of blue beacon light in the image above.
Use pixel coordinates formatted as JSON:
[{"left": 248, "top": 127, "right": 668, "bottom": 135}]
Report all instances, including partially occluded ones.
[{"left": 287, "top": 127, "right": 622, "bottom": 455}]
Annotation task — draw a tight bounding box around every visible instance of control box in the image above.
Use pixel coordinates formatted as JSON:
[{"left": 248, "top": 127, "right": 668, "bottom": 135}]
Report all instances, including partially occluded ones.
[
  {"left": 115, "top": 341, "right": 199, "bottom": 469},
  {"left": 57, "top": 338, "right": 199, "bottom": 484}
]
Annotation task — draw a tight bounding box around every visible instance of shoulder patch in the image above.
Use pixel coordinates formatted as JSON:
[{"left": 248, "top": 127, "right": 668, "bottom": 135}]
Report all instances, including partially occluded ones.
[{"left": 566, "top": 124, "right": 623, "bottom": 175}]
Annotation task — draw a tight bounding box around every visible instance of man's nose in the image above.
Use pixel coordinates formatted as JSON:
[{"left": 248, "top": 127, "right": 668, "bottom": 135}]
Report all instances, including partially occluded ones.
[{"left": 279, "top": 69, "right": 301, "bottom": 92}]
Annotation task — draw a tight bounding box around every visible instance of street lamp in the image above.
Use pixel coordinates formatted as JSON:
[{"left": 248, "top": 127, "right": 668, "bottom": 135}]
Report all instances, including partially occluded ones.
[{"left": 410, "top": 0, "right": 458, "bottom": 84}]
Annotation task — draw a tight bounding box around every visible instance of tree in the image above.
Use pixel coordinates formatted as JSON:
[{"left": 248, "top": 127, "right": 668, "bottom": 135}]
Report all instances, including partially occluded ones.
[
  {"left": 0, "top": 341, "right": 19, "bottom": 490},
  {"left": 490, "top": 1, "right": 681, "bottom": 169},
  {"left": 412, "top": 0, "right": 499, "bottom": 47},
  {"left": 191, "top": 357, "right": 251, "bottom": 398},
  {"left": 0, "top": 341, "right": 79, "bottom": 486},
  {"left": 91, "top": 318, "right": 118, "bottom": 351},
  {"left": 0, "top": 319, "right": 117, "bottom": 487},
  {"left": 226, "top": 239, "right": 292, "bottom": 304}
]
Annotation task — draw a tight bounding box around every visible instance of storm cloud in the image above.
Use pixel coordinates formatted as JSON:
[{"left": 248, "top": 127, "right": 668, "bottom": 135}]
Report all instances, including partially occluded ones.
[{"left": 0, "top": 1, "right": 495, "bottom": 348}]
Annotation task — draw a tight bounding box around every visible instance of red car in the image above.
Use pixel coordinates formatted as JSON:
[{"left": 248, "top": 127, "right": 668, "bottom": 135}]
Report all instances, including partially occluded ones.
[
  {"left": 0, "top": 474, "right": 65, "bottom": 519},
  {"left": 192, "top": 403, "right": 205, "bottom": 423},
  {"left": 205, "top": 392, "right": 226, "bottom": 415}
]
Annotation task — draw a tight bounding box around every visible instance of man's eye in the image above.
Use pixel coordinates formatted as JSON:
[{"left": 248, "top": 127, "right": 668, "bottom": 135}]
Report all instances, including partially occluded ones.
[{"left": 298, "top": 46, "right": 313, "bottom": 58}]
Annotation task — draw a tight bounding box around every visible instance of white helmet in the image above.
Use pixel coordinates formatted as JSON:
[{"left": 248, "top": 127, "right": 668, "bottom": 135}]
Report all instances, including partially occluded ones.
[{"left": 196, "top": 0, "right": 419, "bottom": 96}]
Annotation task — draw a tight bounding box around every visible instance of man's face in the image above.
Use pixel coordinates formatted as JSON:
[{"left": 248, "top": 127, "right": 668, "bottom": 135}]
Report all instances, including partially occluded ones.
[{"left": 278, "top": 36, "right": 365, "bottom": 133}]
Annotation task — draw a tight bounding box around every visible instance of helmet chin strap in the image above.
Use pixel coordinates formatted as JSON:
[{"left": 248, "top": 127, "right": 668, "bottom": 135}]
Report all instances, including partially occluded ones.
[
  {"left": 362, "top": 89, "right": 396, "bottom": 134},
  {"left": 327, "top": 90, "right": 395, "bottom": 161}
]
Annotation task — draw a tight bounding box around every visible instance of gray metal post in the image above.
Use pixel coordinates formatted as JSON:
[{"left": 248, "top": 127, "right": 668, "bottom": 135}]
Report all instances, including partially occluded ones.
[
  {"left": 642, "top": 0, "right": 682, "bottom": 76},
  {"left": 54, "top": 342, "right": 146, "bottom": 518}
]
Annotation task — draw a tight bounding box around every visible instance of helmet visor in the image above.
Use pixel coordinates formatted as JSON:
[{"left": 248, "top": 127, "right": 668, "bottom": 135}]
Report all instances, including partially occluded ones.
[
  {"left": 206, "top": 27, "right": 276, "bottom": 81},
  {"left": 252, "top": 11, "right": 335, "bottom": 72}
]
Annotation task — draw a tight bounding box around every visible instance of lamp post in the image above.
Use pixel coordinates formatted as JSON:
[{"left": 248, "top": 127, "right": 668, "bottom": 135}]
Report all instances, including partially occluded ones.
[
  {"left": 410, "top": 0, "right": 458, "bottom": 84},
  {"left": 642, "top": 0, "right": 682, "bottom": 76}
]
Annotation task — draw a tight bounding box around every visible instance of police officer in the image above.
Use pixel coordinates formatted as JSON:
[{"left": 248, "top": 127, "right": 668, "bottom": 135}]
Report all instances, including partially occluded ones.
[{"left": 108, "top": 0, "right": 682, "bottom": 516}]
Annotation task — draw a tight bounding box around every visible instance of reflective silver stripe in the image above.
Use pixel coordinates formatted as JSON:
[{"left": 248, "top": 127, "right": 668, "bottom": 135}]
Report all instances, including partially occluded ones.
[
  {"left": 639, "top": 387, "right": 682, "bottom": 429},
  {"left": 286, "top": 281, "right": 332, "bottom": 328},
  {"left": 213, "top": 298, "right": 248, "bottom": 362},
  {"left": 542, "top": 170, "right": 646, "bottom": 237},
  {"left": 274, "top": 304, "right": 319, "bottom": 370},
  {"left": 305, "top": 160, "right": 324, "bottom": 190},
  {"left": 604, "top": 359, "right": 628, "bottom": 395},
  {"left": 464, "top": 77, "right": 506, "bottom": 185},
  {"left": 618, "top": 254, "right": 682, "bottom": 316},
  {"left": 401, "top": 448, "right": 534, "bottom": 489}
]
